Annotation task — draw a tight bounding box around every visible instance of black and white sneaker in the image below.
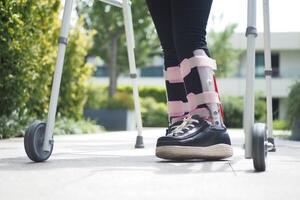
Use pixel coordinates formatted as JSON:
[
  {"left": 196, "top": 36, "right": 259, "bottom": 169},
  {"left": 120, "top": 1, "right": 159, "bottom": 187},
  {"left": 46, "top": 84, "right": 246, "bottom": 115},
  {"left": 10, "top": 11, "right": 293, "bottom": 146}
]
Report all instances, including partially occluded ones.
[{"left": 156, "top": 114, "right": 233, "bottom": 160}]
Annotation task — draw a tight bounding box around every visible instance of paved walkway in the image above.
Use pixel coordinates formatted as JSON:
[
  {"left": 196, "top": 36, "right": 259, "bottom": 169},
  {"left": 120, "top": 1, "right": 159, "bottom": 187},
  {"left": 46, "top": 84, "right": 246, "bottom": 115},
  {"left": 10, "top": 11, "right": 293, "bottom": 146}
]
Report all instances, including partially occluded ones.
[{"left": 0, "top": 129, "right": 299, "bottom": 200}]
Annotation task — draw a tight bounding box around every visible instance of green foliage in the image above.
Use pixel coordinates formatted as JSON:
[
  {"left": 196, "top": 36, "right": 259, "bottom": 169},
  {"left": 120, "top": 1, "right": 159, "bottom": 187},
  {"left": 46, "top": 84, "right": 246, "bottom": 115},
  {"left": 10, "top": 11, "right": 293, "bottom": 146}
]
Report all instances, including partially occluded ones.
[
  {"left": 85, "top": 84, "right": 268, "bottom": 128},
  {"left": 221, "top": 94, "right": 266, "bottom": 128},
  {"left": 77, "top": 0, "right": 160, "bottom": 70},
  {"left": 85, "top": 85, "right": 134, "bottom": 110},
  {"left": 54, "top": 117, "right": 104, "bottom": 135},
  {"left": 0, "top": 111, "right": 33, "bottom": 139},
  {"left": 138, "top": 86, "right": 167, "bottom": 103},
  {"left": 221, "top": 95, "right": 243, "bottom": 128},
  {"left": 273, "top": 120, "right": 288, "bottom": 130},
  {"left": 85, "top": 84, "right": 168, "bottom": 127},
  {"left": 140, "top": 97, "right": 168, "bottom": 127},
  {"left": 0, "top": 1, "right": 95, "bottom": 138},
  {"left": 0, "top": 0, "right": 60, "bottom": 118},
  {"left": 86, "top": 84, "right": 166, "bottom": 107},
  {"left": 76, "top": 0, "right": 160, "bottom": 96},
  {"left": 286, "top": 81, "right": 300, "bottom": 140},
  {"left": 208, "top": 24, "right": 243, "bottom": 77},
  {"left": 57, "top": 18, "right": 95, "bottom": 120}
]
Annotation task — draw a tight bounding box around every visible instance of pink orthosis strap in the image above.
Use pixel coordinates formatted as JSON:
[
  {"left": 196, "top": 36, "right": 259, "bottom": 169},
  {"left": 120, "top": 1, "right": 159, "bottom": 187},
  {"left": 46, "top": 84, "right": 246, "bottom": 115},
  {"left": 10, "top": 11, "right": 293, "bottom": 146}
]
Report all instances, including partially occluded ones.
[
  {"left": 180, "top": 55, "right": 217, "bottom": 78},
  {"left": 186, "top": 91, "right": 220, "bottom": 110},
  {"left": 167, "top": 101, "right": 190, "bottom": 117},
  {"left": 164, "top": 66, "right": 183, "bottom": 83}
]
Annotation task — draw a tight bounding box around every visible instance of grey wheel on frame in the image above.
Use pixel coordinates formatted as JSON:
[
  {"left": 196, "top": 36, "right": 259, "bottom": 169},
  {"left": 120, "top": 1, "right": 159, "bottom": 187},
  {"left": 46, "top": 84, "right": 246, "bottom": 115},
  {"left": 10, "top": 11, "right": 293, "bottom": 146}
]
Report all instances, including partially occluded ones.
[
  {"left": 24, "top": 121, "right": 53, "bottom": 162},
  {"left": 252, "top": 123, "right": 267, "bottom": 172}
]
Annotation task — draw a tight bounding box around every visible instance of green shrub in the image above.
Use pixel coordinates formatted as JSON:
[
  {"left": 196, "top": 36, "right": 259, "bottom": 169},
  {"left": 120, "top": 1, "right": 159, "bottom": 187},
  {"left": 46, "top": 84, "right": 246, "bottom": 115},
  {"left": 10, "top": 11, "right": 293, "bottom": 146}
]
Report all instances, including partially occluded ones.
[
  {"left": 57, "top": 18, "right": 95, "bottom": 120},
  {"left": 141, "top": 97, "right": 168, "bottom": 127},
  {"left": 273, "top": 120, "right": 288, "bottom": 130},
  {"left": 286, "top": 81, "right": 300, "bottom": 140},
  {"left": 0, "top": 0, "right": 60, "bottom": 118},
  {"left": 85, "top": 85, "right": 134, "bottom": 110},
  {"left": 117, "top": 85, "right": 167, "bottom": 103},
  {"left": 0, "top": 2, "right": 95, "bottom": 138},
  {"left": 0, "top": 111, "right": 33, "bottom": 139},
  {"left": 138, "top": 86, "right": 167, "bottom": 103},
  {"left": 221, "top": 94, "right": 266, "bottom": 128},
  {"left": 87, "top": 84, "right": 167, "bottom": 104},
  {"left": 85, "top": 84, "right": 269, "bottom": 128},
  {"left": 221, "top": 95, "right": 243, "bottom": 128},
  {"left": 85, "top": 85, "right": 168, "bottom": 127},
  {"left": 54, "top": 117, "right": 104, "bottom": 135}
]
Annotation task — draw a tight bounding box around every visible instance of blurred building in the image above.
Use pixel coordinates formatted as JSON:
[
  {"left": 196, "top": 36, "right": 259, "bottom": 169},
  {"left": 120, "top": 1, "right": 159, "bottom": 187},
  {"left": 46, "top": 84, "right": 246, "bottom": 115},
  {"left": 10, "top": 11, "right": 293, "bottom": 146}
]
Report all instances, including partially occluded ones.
[{"left": 90, "top": 32, "right": 300, "bottom": 120}]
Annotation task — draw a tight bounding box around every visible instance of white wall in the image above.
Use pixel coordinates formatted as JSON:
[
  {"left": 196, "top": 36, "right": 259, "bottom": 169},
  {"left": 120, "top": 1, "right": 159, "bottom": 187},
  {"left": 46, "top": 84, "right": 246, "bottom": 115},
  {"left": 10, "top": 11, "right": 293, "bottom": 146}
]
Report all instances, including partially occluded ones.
[
  {"left": 279, "top": 98, "right": 287, "bottom": 120},
  {"left": 280, "top": 50, "right": 300, "bottom": 78}
]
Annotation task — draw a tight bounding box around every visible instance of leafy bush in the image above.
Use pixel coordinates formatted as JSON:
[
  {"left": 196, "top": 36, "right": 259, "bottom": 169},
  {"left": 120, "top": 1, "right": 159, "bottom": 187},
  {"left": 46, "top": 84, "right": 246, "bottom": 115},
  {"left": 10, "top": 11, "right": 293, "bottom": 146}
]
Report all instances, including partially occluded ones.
[
  {"left": 221, "top": 95, "right": 243, "bottom": 128},
  {"left": 0, "top": 1, "right": 95, "bottom": 138},
  {"left": 273, "top": 120, "right": 288, "bottom": 130},
  {"left": 286, "top": 81, "right": 300, "bottom": 140},
  {"left": 87, "top": 84, "right": 167, "bottom": 104},
  {"left": 86, "top": 84, "right": 269, "bottom": 128},
  {"left": 141, "top": 97, "right": 168, "bottom": 127},
  {"left": 221, "top": 94, "right": 266, "bottom": 128},
  {"left": 85, "top": 85, "right": 134, "bottom": 110},
  {"left": 0, "top": 0, "right": 60, "bottom": 118},
  {"left": 138, "top": 86, "right": 167, "bottom": 103},
  {"left": 0, "top": 110, "right": 34, "bottom": 139},
  {"left": 117, "top": 85, "right": 167, "bottom": 103},
  {"left": 54, "top": 117, "right": 104, "bottom": 135},
  {"left": 85, "top": 85, "right": 168, "bottom": 127},
  {"left": 57, "top": 18, "right": 95, "bottom": 120}
]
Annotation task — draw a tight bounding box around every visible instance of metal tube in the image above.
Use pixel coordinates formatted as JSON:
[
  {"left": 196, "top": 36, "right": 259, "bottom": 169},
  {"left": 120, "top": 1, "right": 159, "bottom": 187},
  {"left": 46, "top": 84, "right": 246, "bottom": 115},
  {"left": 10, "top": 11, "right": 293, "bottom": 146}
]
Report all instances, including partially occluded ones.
[
  {"left": 244, "top": 0, "right": 257, "bottom": 158},
  {"left": 263, "top": 0, "right": 273, "bottom": 138},
  {"left": 99, "top": 0, "right": 123, "bottom": 8},
  {"left": 122, "top": 0, "right": 143, "bottom": 137},
  {"left": 43, "top": 0, "right": 73, "bottom": 151}
]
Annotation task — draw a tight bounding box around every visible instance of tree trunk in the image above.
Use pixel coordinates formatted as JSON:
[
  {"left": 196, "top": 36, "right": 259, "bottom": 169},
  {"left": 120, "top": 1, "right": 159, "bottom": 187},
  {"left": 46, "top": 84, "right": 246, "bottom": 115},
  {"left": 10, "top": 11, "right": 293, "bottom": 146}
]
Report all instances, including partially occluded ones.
[{"left": 108, "top": 36, "right": 118, "bottom": 99}]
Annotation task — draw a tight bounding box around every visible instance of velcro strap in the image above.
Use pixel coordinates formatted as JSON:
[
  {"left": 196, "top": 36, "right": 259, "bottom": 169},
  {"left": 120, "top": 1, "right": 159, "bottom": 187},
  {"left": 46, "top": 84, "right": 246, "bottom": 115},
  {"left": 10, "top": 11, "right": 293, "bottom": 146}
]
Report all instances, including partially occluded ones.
[
  {"left": 186, "top": 91, "right": 220, "bottom": 110},
  {"left": 180, "top": 56, "right": 217, "bottom": 78},
  {"left": 164, "top": 66, "right": 183, "bottom": 83},
  {"left": 167, "top": 101, "right": 190, "bottom": 117}
]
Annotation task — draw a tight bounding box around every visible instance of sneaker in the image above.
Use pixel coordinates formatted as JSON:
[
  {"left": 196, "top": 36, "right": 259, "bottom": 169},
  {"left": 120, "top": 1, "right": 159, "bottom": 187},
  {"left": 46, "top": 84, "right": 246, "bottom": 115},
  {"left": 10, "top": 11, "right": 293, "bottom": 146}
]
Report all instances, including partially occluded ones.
[
  {"left": 165, "top": 119, "right": 185, "bottom": 136},
  {"left": 156, "top": 114, "right": 233, "bottom": 160}
]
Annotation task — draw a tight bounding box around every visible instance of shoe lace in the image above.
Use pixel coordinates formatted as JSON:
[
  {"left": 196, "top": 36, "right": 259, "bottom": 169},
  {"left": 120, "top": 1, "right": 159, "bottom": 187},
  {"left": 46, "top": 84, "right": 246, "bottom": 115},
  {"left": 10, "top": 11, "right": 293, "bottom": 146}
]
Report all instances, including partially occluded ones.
[{"left": 168, "top": 116, "right": 199, "bottom": 136}]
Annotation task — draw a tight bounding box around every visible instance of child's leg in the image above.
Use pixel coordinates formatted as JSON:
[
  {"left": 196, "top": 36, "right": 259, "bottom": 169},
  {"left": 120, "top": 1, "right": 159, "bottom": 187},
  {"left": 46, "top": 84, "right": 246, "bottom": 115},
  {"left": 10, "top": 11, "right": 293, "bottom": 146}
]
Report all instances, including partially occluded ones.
[
  {"left": 154, "top": 0, "right": 232, "bottom": 160},
  {"left": 146, "top": 0, "right": 189, "bottom": 124},
  {"left": 171, "top": 0, "right": 223, "bottom": 126}
]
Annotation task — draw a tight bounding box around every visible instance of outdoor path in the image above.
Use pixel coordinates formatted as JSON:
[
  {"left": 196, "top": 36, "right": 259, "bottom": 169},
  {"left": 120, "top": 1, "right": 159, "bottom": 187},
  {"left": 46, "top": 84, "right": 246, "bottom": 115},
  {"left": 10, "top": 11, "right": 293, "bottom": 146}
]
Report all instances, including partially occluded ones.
[{"left": 0, "top": 128, "right": 299, "bottom": 200}]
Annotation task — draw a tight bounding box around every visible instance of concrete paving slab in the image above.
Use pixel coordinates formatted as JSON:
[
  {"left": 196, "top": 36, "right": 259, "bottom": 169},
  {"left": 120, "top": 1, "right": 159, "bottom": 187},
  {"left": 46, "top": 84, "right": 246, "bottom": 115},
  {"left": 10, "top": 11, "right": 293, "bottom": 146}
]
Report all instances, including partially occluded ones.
[{"left": 0, "top": 128, "right": 299, "bottom": 200}]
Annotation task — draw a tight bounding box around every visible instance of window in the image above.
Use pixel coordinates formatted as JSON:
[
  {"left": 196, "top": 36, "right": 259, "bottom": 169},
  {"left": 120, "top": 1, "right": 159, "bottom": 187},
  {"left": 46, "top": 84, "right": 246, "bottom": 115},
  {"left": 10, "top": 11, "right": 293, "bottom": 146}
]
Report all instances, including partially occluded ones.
[
  {"left": 255, "top": 52, "right": 280, "bottom": 77},
  {"left": 93, "top": 66, "right": 108, "bottom": 77},
  {"left": 140, "top": 66, "right": 164, "bottom": 77}
]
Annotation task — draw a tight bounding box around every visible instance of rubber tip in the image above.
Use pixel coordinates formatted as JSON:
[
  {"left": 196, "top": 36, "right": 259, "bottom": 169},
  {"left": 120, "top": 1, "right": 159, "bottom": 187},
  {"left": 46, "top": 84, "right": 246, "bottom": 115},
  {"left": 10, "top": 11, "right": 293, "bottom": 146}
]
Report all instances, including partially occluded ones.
[
  {"left": 135, "top": 135, "right": 144, "bottom": 148},
  {"left": 267, "top": 137, "right": 276, "bottom": 152}
]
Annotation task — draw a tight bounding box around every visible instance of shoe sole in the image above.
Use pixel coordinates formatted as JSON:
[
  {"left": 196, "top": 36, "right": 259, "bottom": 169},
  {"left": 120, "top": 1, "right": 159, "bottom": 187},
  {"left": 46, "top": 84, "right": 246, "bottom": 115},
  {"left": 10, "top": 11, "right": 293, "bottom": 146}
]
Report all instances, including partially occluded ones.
[{"left": 156, "top": 144, "right": 233, "bottom": 160}]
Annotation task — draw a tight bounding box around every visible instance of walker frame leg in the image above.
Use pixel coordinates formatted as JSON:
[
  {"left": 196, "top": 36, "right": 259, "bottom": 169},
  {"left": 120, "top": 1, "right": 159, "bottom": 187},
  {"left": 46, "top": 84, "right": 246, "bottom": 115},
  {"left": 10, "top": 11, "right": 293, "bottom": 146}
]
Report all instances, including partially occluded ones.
[
  {"left": 244, "top": 0, "right": 257, "bottom": 159},
  {"left": 122, "top": 0, "right": 144, "bottom": 148},
  {"left": 43, "top": 0, "right": 74, "bottom": 152},
  {"left": 263, "top": 0, "right": 276, "bottom": 152}
]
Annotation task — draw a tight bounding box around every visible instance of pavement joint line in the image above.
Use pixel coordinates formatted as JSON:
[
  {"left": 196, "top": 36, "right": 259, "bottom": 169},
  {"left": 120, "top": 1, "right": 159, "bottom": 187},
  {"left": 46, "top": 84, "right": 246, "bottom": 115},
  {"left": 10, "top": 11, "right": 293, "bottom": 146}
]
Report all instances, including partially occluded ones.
[{"left": 228, "top": 161, "right": 237, "bottom": 176}]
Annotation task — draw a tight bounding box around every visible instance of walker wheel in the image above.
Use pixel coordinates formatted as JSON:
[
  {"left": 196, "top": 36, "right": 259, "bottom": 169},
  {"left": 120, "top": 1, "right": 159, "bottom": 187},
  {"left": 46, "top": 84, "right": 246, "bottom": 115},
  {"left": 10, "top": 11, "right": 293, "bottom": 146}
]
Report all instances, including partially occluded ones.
[
  {"left": 252, "top": 123, "right": 267, "bottom": 171},
  {"left": 24, "top": 121, "right": 53, "bottom": 162}
]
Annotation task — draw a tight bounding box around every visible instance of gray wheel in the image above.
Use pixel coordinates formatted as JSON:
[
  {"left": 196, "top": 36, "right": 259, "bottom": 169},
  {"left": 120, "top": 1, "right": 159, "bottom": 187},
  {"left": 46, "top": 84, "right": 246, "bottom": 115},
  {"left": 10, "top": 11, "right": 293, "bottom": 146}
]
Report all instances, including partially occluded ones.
[
  {"left": 252, "top": 123, "right": 267, "bottom": 171},
  {"left": 24, "top": 121, "right": 53, "bottom": 162}
]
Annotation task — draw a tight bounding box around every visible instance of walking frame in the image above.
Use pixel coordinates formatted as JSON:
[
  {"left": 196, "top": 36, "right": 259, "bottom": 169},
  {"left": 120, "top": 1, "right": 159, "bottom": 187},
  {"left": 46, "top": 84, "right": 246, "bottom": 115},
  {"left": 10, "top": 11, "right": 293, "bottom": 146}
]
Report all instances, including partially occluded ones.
[
  {"left": 24, "top": 0, "right": 144, "bottom": 163},
  {"left": 24, "top": 0, "right": 275, "bottom": 171}
]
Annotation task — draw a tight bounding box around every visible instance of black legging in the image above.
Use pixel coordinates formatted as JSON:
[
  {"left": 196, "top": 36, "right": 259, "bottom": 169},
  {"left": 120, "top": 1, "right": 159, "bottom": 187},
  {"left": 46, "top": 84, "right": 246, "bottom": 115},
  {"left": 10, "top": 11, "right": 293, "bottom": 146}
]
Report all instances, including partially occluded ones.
[
  {"left": 145, "top": 0, "right": 213, "bottom": 67},
  {"left": 146, "top": 0, "right": 214, "bottom": 124}
]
